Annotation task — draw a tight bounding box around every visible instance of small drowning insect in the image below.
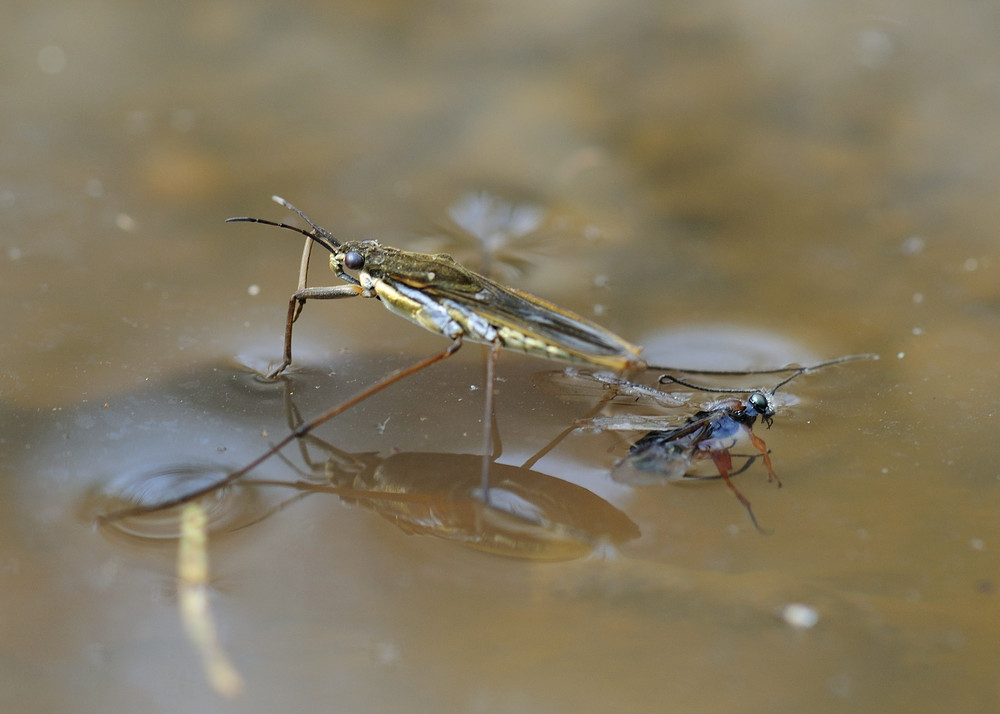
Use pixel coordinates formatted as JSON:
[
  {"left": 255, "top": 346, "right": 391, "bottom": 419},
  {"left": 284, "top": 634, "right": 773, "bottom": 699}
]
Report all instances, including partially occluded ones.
[
  {"left": 613, "top": 391, "right": 781, "bottom": 533},
  {"left": 546, "top": 354, "right": 876, "bottom": 532}
]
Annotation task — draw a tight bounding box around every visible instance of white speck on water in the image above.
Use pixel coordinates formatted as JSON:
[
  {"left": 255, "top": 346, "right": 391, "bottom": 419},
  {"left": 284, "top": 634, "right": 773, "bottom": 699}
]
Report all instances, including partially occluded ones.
[
  {"left": 900, "top": 235, "right": 924, "bottom": 256},
  {"left": 38, "top": 45, "right": 67, "bottom": 74},
  {"left": 780, "top": 603, "right": 819, "bottom": 629},
  {"left": 116, "top": 214, "right": 136, "bottom": 232},
  {"left": 374, "top": 641, "right": 400, "bottom": 665}
]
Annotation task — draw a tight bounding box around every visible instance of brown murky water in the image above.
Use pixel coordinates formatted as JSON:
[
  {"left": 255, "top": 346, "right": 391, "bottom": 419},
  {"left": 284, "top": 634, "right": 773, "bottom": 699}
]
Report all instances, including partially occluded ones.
[{"left": 3, "top": 2, "right": 999, "bottom": 712}]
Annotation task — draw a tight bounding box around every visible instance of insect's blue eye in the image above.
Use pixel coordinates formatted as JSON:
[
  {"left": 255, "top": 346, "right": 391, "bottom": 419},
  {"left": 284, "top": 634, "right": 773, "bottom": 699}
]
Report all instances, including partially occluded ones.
[
  {"left": 344, "top": 251, "right": 365, "bottom": 270},
  {"left": 748, "top": 392, "right": 769, "bottom": 414}
]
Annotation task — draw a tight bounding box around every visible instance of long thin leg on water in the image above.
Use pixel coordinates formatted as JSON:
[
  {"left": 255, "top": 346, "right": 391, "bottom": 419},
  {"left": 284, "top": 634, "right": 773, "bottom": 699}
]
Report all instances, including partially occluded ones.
[
  {"left": 268, "top": 283, "right": 364, "bottom": 379},
  {"left": 101, "top": 338, "right": 464, "bottom": 522},
  {"left": 282, "top": 376, "right": 366, "bottom": 476},
  {"left": 269, "top": 236, "right": 316, "bottom": 379},
  {"left": 645, "top": 364, "right": 805, "bottom": 377}
]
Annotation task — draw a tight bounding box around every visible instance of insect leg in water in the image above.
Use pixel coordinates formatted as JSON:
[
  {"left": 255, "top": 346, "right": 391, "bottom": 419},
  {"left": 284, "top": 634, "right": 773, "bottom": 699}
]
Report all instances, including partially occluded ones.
[
  {"left": 531, "top": 354, "right": 876, "bottom": 532},
  {"left": 621, "top": 354, "right": 876, "bottom": 531},
  {"left": 616, "top": 392, "right": 779, "bottom": 533}
]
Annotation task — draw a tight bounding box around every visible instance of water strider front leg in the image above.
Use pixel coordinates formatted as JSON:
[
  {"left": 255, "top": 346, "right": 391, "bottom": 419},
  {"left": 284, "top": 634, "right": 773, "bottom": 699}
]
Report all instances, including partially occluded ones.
[{"left": 267, "top": 283, "right": 364, "bottom": 379}]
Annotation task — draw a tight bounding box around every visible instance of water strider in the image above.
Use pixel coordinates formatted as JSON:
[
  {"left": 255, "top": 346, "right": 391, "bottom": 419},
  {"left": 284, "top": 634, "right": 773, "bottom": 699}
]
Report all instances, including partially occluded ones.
[{"left": 235, "top": 195, "right": 647, "bottom": 380}]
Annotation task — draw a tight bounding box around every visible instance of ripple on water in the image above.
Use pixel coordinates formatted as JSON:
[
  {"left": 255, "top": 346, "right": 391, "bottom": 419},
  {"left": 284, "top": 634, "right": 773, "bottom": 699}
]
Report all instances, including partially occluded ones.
[{"left": 83, "top": 463, "right": 266, "bottom": 543}]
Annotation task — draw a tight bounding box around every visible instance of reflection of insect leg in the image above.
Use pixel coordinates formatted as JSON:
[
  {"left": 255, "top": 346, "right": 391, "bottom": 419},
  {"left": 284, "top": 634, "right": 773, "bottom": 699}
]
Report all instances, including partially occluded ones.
[
  {"left": 100, "top": 339, "right": 463, "bottom": 522},
  {"left": 479, "top": 341, "right": 503, "bottom": 498},
  {"left": 280, "top": 376, "right": 366, "bottom": 476},
  {"left": 707, "top": 449, "right": 770, "bottom": 535},
  {"left": 520, "top": 371, "right": 653, "bottom": 470},
  {"left": 520, "top": 396, "right": 614, "bottom": 470}
]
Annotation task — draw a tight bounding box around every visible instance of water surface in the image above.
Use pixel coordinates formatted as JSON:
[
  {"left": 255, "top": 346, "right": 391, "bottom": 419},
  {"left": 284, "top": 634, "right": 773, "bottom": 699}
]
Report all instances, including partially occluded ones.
[{"left": 2, "top": 2, "right": 998, "bottom": 712}]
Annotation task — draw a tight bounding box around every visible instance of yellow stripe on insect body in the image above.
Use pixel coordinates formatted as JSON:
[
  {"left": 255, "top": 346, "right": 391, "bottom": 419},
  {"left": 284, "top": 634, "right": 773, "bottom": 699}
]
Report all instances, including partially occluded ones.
[
  {"left": 494, "top": 326, "right": 577, "bottom": 363},
  {"left": 369, "top": 274, "right": 470, "bottom": 340}
]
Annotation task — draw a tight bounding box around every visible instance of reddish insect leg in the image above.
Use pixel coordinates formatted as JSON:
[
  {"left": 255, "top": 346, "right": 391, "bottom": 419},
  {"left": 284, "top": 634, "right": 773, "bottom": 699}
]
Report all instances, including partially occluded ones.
[
  {"left": 749, "top": 432, "right": 781, "bottom": 487},
  {"left": 709, "top": 449, "right": 769, "bottom": 534}
]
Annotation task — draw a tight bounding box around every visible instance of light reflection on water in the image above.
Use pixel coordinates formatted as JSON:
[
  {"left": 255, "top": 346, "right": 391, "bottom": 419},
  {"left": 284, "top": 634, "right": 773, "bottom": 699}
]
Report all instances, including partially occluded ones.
[{"left": 2, "top": 1, "right": 1000, "bottom": 712}]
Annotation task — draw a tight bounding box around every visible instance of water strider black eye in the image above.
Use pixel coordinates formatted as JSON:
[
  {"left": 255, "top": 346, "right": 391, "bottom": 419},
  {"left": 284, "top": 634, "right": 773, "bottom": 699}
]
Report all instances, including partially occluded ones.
[
  {"left": 344, "top": 251, "right": 365, "bottom": 270},
  {"left": 748, "top": 392, "right": 769, "bottom": 415}
]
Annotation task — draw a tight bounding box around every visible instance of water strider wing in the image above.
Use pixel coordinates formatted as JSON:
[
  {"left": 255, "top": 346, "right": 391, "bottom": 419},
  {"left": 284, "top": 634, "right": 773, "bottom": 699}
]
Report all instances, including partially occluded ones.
[{"left": 409, "top": 266, "right": 643, "bottom": 370}]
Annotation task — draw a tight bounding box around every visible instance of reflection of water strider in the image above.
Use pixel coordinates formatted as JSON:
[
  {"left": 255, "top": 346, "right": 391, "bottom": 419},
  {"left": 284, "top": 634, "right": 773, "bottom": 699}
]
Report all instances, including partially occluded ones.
[
  {"left": 251, "top": 381, "right": 639, "bottom": 559},
  {"left": 96, "top": 375, "right": 640, "bottom": 561},
  {"left": 248, "top": 449, "right": 641, "bottom": 560}
]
